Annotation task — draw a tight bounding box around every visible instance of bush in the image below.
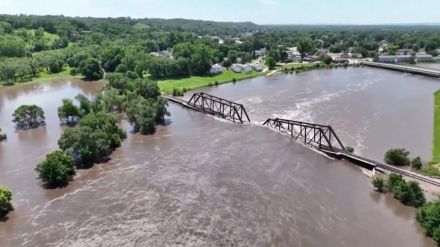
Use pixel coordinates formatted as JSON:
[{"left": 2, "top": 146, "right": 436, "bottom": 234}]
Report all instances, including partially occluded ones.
[
  {"left": 0, "top": 186, "right": 13, "bottom": 219},
  {"left": 417, "top": 201, "right": 440, "bottom": 245},
  {"left": 35, "top": 150, "right": 75, "bottom": 187},
  {"left": 172, "top": 88, "right": 183, "bottom": 96},
  {"left": 323, "top": 55, "right": 333, "bottom": 65},
  {"left": 387, "top": 173, "right": 405, "bottom": 190},
  {"left": 372, "top": 177, "right": 385, "bottom": 192},
  {"left": 0, "top": 128, "right": 6, "bottom": 141},
  {"left": 411, "top": 157, "right": 423, "bottom": 170},
  {"left": 386, "top": 173, "right": 425, "bottom": 207},
  {"left": 346, "top": 146, "right": 354, "bottom": 154},
  {"left": 384, "top": 148, "right": 410, "bottom": 166}
]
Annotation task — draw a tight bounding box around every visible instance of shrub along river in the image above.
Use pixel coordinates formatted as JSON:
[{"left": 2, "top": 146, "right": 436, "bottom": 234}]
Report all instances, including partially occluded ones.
[{"left": 0, "top": 67, "right": 438, "bottom": 246}]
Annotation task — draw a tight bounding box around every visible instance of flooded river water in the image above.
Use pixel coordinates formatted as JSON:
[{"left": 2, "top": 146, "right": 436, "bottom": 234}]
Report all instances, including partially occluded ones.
[{"left": 0, "top": 68, "right": 438, "bottom": 246}]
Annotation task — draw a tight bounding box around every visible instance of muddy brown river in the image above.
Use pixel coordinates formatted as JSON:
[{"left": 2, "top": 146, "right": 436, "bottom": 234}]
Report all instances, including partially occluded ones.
[{"left": 0, "top": 68, "right": 438, "bottom": 246}]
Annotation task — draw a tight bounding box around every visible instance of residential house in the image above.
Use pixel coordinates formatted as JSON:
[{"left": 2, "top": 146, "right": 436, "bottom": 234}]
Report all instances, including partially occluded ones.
[
  {"left": 253, "top": 64, "right": 264, "bottom": 72},
  {"left": 210, "top": 64, "right": 225, "bottom": 75},
  {"left": 396, "top": 49, "right": 413, "bottom": 55},
  {"left": 395, "top": 55, "right": 411, "bottom": 63},
  {"left": 286, "top": 47, "right": 300, "bottom": 61},
  {"left": 242, "top": 65, "right": 253, "bottom": 73},
  {"left": 378, "top": 55, "right": 396, "bottom": 63},
  {"left": 416, "top": 54, "right": 433, "bottom": 63},
  {"left": 254, "top": 48, "right": 267, "bottom": 57},
  {"left": 231, "top": 64, "right": 242, "bottom": 73}
]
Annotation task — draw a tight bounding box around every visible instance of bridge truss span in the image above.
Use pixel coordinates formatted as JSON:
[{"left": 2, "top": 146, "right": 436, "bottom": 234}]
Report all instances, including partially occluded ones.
[
  {"left": 187, "top": 92, "right": 251, "bottom": 123},
  {"left": 263, "top": 118, "right": 346, "bottom": 152}
]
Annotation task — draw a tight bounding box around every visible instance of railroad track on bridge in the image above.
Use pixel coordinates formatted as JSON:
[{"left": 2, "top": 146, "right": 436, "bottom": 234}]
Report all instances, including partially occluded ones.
[{"left": 165, "top": 93, "right": 440, "bottom": 188}]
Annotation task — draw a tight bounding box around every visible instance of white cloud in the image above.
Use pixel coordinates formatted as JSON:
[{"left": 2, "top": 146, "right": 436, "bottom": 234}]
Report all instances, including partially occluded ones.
[{"left": 259, "top": 0, "right": 278, "bottom": 5}]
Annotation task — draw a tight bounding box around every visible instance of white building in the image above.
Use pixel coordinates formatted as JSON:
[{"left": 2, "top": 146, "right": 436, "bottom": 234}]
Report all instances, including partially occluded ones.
[
  {"left": 378, "top": 55, "right": 396, "bottom": 63},
  {"left": 231, "top": 64, "right": 242, "bottom": 73},
  {"left": 254, "top": 48, "right": 267, "bottom": 57},
  {"left": 253, "top": 64, "right": 264, "bottom": 72},
  {"left": 242, "top": 65, "right": 253, "bottom": 73},
  {"left": 416, "top": 54, "right": 433, "bottom": 63},
  {"left": 210, "top": 64, "right": 225, "bottom": 75},
  {"left": 149, "top": 50, "right": 172, "bottom": 58}
]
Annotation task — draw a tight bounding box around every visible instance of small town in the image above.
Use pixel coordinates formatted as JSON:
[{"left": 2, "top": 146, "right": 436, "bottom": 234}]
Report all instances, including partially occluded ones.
[{"left": 1, "top": 1, "right": 440, "bottom": 247}]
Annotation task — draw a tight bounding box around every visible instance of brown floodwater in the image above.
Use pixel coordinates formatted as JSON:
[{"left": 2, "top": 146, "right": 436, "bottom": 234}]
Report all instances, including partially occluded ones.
[{"left": 0, "top": 70, "right": 437, "bottom": 246}]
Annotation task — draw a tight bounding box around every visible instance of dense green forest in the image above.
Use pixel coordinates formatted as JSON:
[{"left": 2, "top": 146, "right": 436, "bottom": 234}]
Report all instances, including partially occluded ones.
[{"left": 1, "top": 14, "right": 440, "bottom": 87}]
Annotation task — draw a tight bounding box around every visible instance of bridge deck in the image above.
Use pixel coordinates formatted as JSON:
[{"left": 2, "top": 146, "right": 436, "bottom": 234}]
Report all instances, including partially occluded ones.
[{"left": 362, "top": 61, "right": 440, "bottom": 78}]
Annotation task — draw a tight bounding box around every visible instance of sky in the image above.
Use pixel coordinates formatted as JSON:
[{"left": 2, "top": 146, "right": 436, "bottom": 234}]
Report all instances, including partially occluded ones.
[{"left": 2, "top": 0, "right": 440, "bottom": 25}]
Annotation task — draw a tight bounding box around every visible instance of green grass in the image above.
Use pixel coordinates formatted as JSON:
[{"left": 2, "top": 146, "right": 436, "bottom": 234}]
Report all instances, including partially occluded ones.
[
  {"left": 424, "top": 90, "right": 440, "bottom": 177},
  {"left": 33, "top": 67, "right": 73, "bottom": 82},
  {"left": 158, "top": 69, "right": 263, "bottom": 94},
  {"left": 276, "top": 62, "right": 316, "bottom": 70},
  {"left": 432, "top": 90, "right": 440, "bottom": 163},
  {"left": 0, "top": 67, "right": 76, "bottom": 89}
]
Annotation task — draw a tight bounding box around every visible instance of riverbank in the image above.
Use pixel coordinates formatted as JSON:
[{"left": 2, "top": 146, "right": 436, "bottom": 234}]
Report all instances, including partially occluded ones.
[
  {"left": 157, "top": 69, "right": 264, "bottom": 94},
  {"left": 422, "top": 90, "right": 440, "bottom": 177},
  {"left": 0, "top": 67, "right": 79, "bottom": 89}
]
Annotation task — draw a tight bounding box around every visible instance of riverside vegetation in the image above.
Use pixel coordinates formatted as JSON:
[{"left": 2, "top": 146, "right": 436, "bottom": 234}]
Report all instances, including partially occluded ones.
[
  {"left": 371, "top": 174, "right": 440, "bottom": 245},
  {"left": 0, "top": 72, "right": 169, "bottom": 217}
]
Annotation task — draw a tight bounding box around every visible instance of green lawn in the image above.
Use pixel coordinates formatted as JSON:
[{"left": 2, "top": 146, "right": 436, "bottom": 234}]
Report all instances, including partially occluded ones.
[
  {"left": 158, "top": 69, "right": 262, "bottom": 94},
  {"left": 0, "top": 67, "right": 76, "bottom": 89},
  {"left": 432, "top": 90, "right": 440, "bottom": 163},
  {"left": 422, "top": 90, "right": 440, "bottom": 177}
]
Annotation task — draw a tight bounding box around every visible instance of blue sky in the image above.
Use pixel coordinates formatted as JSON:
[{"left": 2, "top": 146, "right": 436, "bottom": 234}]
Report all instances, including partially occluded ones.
[{"left": 2, "top": 0, "right": 440, "bottom": 24}]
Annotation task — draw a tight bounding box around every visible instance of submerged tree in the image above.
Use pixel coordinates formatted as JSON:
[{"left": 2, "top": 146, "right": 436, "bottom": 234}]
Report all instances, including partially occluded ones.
[
  {"left": 384, "top": 148, "right": 410, "bottom": 166},
  {"left": 35, "top": 150, "right": 75, "bottom": 187},
  {"left": 372, "top": 177, "right": 385, "bottom": 192},
  {"left": 0, "top": 186, "right": 13, "bottom": 219},
  {"left": 58, "top": 99, "right": 82, "bottom": 125},
  {"left": 12, "top": 104, "right": 45, "bottom": 129},
  {"left": 0, "top": 128, "right": 6, "bottom": 141}
]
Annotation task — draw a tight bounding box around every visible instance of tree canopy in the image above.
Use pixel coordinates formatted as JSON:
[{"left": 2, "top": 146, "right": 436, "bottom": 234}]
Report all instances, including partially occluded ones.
[
  {"left": 12, "top": 104, "right": 45, "bottom": 129},
  {"left": 35, "top": 150, "right": 75, "bottom": 187},
  {"left": 0, "top": 186, "right": 13, "bottom": 219}
]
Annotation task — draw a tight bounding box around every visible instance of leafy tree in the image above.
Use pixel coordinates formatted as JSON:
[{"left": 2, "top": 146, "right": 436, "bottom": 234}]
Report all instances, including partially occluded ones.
[
  {"left": 387, "top": 173, "right": 405, "bottom": 190},
  {"left": 411, "top": 157, "right": 423, "bottom": 170},
  {"left": 79, "top": 58, "right": 103, "bottom": 80},
  {"left": 265, "top": 56, "right": 276, "bottom": 69},
  {"left": 0, "top": 37, "right": 26, "bottom": 57},
  {"left": 0, "top": 128, "right": 6, "bottom": 141},
  {"left": 35, "top": 150, "right": 75, "bottom": 187},
  {"left": 101, "top": 88, "right": 125, "bottom": 112},
  {"left": 386, "top": 173, "right": 425, "bottom": 207},
  {"left": 322, "top": 55, "right": 333, "bottom": 65},
  {"left": 126, "top": 97, "right": 157, "bottom": 134},
  {"left": 0, "top": 186, "right": 13, "bottom": 219},
  {"left": 417, "top": 201, "right": 440, "bottom": 245},
  {"left": 75, "top": 94, "right": 93, "bottom": 115},
  {"left": 57, "top": 99, "right": 81, "bottom": 124},
  {"left": 58, "top": 112, "right": 125, "bottom": 166},
  {"left": 297, "top": 37, "right": 315, "bottom": 61},
  {"left": 12, "top": 105, "right": 45, "bottom": 129},
  {"left": 384, "top": 148, "right": 410, "bottom": 166},
  {"left": 48, "top": 58, "right": 64, "bottom": 73},
  {"left": 372, "top": 177, "right": 385, "bottom": 192}
]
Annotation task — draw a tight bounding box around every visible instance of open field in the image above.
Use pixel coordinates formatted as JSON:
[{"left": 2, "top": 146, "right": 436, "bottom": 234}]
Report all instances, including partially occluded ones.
[
  {"left": 0, "top": 67, "right": 76, "bottom": 89},
  {"left": 158, "top": 69, "right": 263, "bottom": 94}
]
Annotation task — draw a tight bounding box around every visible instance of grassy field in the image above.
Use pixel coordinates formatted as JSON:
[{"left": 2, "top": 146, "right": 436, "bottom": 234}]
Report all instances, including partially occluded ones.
[
  {"left": 422, "top": 90, "right": 440, "bottom": 177},
  {"left": 0, "top": 67, "right": 76, "bottom": 89},
  {"left": 158, "top": 69, "right": 262, "bottom": 94},
  {"left": 432, "top": 90, "right": 440, "bottom": 163}
]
